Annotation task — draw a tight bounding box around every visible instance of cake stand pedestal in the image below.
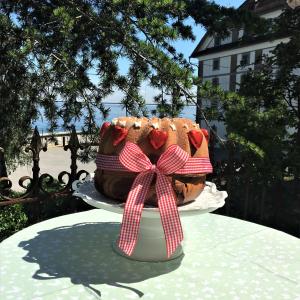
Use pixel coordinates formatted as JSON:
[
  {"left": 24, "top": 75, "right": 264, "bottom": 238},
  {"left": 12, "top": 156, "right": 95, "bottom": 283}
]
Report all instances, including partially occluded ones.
[{"left": 73, "top": 175, "right": 227, "bottom": 262}]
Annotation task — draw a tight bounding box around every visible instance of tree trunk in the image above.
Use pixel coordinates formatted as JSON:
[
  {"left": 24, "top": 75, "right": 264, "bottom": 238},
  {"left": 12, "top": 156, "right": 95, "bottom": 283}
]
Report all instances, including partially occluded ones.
[
  {"left": 196, "top": 84, "right": 202, "bottom": 126},
  {"left": 196, "top": 61, "right": 204, "bottom": 126},
  {"left": 297, "top": 95, "right": 300, "bottom": 179},
  {"left": 0, "top": 148, "right": 8, "bottom": 178}
]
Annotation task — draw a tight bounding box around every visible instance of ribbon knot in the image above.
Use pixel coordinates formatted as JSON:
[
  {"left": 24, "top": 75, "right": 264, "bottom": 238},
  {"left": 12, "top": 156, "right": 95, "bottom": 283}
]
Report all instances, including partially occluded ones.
[
  {"left": 95, "top": 141, "right": 213, "bottom": 257},
  {"left": 118, "top": 142, "right": 190, "bottom": 258},
  {"left": 150, "top": 164, "right": 157, "bottom": 172}
]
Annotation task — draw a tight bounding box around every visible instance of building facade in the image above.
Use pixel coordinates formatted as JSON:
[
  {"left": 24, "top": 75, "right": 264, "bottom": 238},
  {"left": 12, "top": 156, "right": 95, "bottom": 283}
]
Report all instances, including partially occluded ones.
[{"left": 190, "top": 0, "right": 289, "bottom": 137}]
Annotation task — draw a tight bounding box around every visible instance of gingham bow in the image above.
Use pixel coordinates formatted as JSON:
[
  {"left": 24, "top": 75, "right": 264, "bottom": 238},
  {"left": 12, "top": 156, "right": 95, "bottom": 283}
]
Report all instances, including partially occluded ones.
[{"left": 118, "top": 142, "right": 190, "bottom": 258}]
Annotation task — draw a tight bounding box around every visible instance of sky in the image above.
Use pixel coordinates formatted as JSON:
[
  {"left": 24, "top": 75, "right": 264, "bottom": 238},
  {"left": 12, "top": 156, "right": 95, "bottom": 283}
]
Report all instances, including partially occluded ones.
[
  {"left": 104, "top": 0, "right": 245, "bottom": 103},
  {"left": 174, "top": 0, "right": 244, "bottom": 65}
]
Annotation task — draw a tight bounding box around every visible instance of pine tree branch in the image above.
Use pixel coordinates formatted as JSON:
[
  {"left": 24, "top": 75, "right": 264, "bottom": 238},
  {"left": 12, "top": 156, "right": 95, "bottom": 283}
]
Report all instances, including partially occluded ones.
[
  {"left": 126, "top": 46, "right": 225, "bottom": 144},
  {"left": 47, "top": 0, "right": 225, "bottom": 144}
]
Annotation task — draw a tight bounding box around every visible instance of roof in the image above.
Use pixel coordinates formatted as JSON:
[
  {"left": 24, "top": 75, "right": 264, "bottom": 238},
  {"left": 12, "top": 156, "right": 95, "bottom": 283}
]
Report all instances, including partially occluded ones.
[
  {"left": 240, "top": 0, "right": 287, "bottom": 14},
  {"left": 190, "top": 0, "right": 287, "bottom": 58}
]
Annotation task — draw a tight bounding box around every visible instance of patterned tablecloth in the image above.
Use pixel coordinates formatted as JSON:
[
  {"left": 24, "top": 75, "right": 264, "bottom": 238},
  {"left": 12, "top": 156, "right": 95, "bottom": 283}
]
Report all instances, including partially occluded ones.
[{"left": 0, "top": 209, "right": 299, "bottom": 300}]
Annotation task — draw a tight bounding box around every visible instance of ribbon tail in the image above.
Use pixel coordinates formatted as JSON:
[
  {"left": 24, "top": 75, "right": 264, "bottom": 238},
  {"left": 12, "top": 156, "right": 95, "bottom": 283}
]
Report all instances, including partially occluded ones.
[
  {"left": 118, "top": 171, "right": 154, "bottom": 256},
  {"left": 156, "top": 173, "right": 183, "bottom": 258}
]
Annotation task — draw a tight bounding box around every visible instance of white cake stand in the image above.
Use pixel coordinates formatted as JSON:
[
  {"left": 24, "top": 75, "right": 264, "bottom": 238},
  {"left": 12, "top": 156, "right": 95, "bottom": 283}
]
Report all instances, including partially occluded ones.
[{"left": 73, "top": 174, "right": 227, "bottom": 262}]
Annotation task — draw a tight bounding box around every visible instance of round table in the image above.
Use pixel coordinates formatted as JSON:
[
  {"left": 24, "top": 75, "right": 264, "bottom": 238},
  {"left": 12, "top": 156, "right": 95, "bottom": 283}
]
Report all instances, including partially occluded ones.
[{"left": 0, "top": 209, "right": 299, "bottom": 300}]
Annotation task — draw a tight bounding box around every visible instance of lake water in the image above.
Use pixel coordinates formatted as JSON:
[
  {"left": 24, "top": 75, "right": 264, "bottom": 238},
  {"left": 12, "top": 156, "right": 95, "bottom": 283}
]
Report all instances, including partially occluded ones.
[{"left": 33, "top": 103, "right": 198, "bottom": 133}]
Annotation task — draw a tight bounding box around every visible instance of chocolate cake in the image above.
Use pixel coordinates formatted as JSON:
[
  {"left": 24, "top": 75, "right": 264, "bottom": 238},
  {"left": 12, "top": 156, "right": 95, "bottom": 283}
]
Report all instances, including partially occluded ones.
[{"left": 95, "top": 117, "right": 212, "bottom": 206}]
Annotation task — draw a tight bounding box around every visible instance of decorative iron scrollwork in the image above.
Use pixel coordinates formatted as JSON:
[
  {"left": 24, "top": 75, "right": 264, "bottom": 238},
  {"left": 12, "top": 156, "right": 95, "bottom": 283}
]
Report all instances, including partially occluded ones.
[
  {"left": 0, "top": 177, "right": 12, "bottom": 198},
  {"left": 0, "top": 126, "right": 89, "bottom": 206},
  {"left": 76, "top": 170, "right": 89, "bottom": 182},
  {"left": 58, "top": 171, "right": 71, "bottom": 186}
]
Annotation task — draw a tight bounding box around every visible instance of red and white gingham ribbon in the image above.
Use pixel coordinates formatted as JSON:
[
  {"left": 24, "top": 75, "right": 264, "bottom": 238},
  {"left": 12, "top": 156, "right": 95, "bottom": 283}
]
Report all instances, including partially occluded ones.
[{"left": 96, "top": 142, "right": 213, "bottom": 257}]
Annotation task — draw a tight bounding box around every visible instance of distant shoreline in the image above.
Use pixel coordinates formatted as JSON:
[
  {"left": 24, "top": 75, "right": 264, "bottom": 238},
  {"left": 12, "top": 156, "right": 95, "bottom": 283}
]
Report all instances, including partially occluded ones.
[{"left": 32, "top": 104, "right": 197, "bottom": 134}]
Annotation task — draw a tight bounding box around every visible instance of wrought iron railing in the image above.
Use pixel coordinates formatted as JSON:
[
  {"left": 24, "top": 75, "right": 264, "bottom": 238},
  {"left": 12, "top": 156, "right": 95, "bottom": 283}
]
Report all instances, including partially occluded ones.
[
  {"left": 0, "top": 125, "right": 299, "bottom": 238},
  {"left": 0, "top": 126, "right": 89, "bottom": 207}
]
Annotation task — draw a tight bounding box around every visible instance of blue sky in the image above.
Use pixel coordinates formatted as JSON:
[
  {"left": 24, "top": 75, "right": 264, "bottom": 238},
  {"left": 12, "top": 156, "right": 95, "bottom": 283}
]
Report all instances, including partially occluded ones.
[
  {"left": 175, "top": 0, "right": 244, "bottom": 64},
  {"left": 103, "top": 0, "right": 245, "bottom": 103},
  {"left": 116, "top": 0, "right": 244, "bottom": 74}
]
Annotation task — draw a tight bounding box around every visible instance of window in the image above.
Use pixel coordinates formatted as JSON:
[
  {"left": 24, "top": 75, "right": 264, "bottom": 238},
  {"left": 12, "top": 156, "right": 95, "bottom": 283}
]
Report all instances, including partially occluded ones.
[
  {"left": 214, "top": 36, "right": 221, "bottom": 47},
  {"left": 213, "top": 58, "right": 220, "bottom": 71},
  {"left": 240, "top": 73, "right": 247, "bottom": 86},
  {"left": 255, "top": 54, "right": 262, "bottom": 65},
  {"left": 212, "top": 77, "right": 219, "bottom": 87},
  {"left": 232, "top": 28, "right": 239, "bottom": 43},
  {"left": 240, "top": 53, "right": 250, "bottom": 67}
]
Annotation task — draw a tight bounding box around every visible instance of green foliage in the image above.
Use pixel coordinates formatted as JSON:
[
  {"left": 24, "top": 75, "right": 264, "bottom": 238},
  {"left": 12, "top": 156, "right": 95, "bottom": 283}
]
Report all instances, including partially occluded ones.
[
  {"left": 0, "top": 0, "right": 259, "bottom": 165},
  {"left": 227, "top": 133, "right": 265, "bottom": 159},
  {"left": 187, "top": 0, "right": 269, "bottom": 37},
  {"left": 0, "top": 196, "right": 76, "bottom": 242},
  {"left": 0, "top": 14, "right": 38, "bottom": 170},
  {"left": 0, "top": 178, "right": 89, "bottom": 241},
  {"left": 209, "top": 7, "right": 300, "bottom": 183},
  {"left": 0, "top": 204, "right": 28, "bottom": 241},
  {"left": 239, "top": 8, "right": 299, "bottom": 181}
]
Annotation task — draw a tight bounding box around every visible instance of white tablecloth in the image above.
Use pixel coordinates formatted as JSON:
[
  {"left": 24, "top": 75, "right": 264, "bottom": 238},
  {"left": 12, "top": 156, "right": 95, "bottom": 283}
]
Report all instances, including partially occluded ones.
[{"left": 0, "top": 209, "right": 300, "bottom": 300}]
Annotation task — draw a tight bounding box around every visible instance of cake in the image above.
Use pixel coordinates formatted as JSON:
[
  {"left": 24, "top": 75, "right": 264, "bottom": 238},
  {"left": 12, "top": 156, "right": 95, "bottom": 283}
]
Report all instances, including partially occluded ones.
[{"left": 95, "top": 117, "right": 212, "bottom": 206}]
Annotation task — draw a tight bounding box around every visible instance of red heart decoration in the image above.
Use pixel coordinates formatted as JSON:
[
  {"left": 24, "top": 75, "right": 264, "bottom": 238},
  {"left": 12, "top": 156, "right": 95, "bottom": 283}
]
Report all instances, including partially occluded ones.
[
  {"left": 201, "top": 129, "right": 210, "bottom": 143},
  {"left": 99, "top": 122, "right": 111, "bottom": 138},
  {"left": 148, "top": 129, "right": 168, "bottom": 150},
  {"left": 112, "top": 126, "right": 128, "bottom": 146},
  {"left": 188, "top": 130, "right": 203, "bottom": 149}
]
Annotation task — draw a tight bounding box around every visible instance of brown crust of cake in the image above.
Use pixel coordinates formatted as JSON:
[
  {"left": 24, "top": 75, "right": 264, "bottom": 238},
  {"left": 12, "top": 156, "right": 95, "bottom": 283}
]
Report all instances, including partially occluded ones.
[{"left": 95, "top": 117, "right": 210, "bottom": 206}]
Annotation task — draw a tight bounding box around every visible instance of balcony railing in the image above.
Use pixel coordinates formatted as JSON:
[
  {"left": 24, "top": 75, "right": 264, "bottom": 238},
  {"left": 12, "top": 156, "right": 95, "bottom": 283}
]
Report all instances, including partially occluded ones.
[
  {"left": 0, "top": 125, "right": 299, "bottom": 239},
  {"left": 0, "top": 126, "right": 89, "bottom": 207}
]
